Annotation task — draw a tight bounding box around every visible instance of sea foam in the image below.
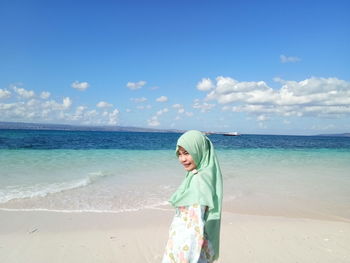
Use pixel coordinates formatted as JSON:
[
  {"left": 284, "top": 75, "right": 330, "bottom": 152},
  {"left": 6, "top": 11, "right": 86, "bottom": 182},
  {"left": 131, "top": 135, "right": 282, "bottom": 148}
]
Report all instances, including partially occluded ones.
[{"left": 0, "top": 171, "right": 110, "bottom": 204}]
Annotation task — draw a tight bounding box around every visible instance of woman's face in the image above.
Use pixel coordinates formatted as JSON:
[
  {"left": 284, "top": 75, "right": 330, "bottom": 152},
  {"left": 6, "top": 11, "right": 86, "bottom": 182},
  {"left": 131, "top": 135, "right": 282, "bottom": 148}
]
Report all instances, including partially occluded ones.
[{"left": 177, "top": 146, "right": 197, "bottom": 171}]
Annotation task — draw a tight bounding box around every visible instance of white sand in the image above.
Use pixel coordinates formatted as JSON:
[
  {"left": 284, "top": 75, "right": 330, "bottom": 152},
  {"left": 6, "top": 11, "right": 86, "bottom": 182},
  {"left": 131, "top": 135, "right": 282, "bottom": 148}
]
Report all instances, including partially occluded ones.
[{"left": 1, "top": 209, "right": 350, "bottom": 263}]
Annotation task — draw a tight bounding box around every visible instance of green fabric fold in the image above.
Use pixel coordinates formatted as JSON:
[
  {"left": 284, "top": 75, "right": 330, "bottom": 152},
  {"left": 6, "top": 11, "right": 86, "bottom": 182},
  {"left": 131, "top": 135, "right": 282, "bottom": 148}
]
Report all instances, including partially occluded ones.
[{"left": 169, "top": 130, "right": 223, "bottom": 260}]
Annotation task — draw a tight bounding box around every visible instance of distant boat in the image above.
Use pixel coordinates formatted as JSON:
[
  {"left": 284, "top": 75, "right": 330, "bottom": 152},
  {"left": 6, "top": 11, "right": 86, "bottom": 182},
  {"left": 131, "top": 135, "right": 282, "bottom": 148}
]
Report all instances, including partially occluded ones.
[{"left": 223, "top": 132, "right": 240, "bottom": 136}]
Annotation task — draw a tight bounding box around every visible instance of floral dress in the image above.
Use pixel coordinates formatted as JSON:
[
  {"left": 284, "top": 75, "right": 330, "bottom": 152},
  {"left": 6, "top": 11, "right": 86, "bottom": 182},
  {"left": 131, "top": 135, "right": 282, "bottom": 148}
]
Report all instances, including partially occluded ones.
[{"left": 162, "top": 204, "right": 215, "bottom": 263}]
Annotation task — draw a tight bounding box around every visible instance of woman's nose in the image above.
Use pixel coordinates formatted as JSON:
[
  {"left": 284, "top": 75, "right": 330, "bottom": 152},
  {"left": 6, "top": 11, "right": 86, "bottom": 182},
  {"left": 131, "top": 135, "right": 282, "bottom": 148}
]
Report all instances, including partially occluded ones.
[{"left": 179, "top": 155, "right": 186, "bottom": 162}]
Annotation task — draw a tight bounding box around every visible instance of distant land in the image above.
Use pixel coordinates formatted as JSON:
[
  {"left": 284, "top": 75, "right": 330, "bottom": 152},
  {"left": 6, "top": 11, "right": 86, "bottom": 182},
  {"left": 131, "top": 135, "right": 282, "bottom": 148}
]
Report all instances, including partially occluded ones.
[
  {"left": 317, "top": 133, "right": 350, "bottom": 137},
  {"left": 0, "top": 122, "right": 349, "bottom": 137},
  {"left": 0, "top": 121, "right": 185, "bottom": 133}
]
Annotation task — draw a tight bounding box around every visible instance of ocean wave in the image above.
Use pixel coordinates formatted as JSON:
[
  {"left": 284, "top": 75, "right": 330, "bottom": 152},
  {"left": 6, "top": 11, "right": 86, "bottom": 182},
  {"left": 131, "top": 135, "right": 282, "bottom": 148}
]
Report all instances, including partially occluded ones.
[
  {"left": 0, "top": 200, "right": 171, "bottom": 213},
  {"left": 0, "top": 171, "right": 111, "bottom": 204}
]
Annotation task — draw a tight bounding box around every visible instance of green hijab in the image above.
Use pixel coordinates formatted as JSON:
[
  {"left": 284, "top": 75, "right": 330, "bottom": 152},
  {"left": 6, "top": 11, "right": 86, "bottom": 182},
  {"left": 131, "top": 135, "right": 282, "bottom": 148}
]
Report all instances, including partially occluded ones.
[{"left": 169, "top": 130, "right": 223, "bottom": 260}]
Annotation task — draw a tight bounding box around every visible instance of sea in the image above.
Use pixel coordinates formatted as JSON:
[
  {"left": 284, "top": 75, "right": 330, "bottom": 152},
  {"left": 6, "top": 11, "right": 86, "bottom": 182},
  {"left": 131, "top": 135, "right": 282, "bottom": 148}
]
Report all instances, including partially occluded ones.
[{"left": 1, "top": 130, "right": 350, "bottom": 221}]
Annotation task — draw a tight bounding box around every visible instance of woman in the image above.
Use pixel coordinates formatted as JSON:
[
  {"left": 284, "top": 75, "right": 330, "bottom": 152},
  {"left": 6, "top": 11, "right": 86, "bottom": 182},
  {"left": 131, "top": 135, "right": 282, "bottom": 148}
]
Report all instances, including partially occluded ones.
[{"left": 162, "top": 130, "right": 223, "bottom": 263}]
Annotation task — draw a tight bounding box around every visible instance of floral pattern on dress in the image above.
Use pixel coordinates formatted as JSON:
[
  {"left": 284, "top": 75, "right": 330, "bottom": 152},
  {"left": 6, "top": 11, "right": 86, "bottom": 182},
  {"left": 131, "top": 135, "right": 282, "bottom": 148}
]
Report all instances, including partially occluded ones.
[{"left": 162, "top": 204, "right": 215, "bottom": 263}]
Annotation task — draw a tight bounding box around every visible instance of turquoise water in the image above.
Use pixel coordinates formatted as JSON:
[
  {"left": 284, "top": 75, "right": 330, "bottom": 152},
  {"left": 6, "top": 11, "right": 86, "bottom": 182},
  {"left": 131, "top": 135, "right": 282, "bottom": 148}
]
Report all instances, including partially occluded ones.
[
  {"left": 0, "top": 149, "right": 181, "bottom": 212},
  {"left": 219, "top": 149, "right": 350, "bottom": 220},
  {"left": 0, "top": 130, "right": 349, "bottom": 219}
]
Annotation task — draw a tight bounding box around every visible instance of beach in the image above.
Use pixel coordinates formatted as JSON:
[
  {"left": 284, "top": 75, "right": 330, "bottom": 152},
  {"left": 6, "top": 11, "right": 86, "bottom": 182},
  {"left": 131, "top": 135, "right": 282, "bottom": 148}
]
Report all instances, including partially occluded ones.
[
  {"left": 1, "top": 0, "right": 349, "bottom": 260},
  {"left": 1, "top": 208, "right": 350, "bottom": 263},
  {"left": 1, "top": 131, "right": 350, "bottom": 262}
]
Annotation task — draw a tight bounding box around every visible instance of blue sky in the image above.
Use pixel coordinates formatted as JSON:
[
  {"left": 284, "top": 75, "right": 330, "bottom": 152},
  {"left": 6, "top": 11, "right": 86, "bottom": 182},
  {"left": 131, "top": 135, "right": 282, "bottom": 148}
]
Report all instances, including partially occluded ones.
[{"left": 0, "top": 0, "right": 349, "bottom": 134}]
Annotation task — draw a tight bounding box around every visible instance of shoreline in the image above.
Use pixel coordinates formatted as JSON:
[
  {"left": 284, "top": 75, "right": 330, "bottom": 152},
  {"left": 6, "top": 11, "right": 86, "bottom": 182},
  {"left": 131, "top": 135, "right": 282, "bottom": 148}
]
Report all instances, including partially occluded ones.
[
  {"left": 1, "top": 209, "right": 350, "bottom": 263},
  {"left": 1, "top": 198, "right": 349, "bottom": 223}
]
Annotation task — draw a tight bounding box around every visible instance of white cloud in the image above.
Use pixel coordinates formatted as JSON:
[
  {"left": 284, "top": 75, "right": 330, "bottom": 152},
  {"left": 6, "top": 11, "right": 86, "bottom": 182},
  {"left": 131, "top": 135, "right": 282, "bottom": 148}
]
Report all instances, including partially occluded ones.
[
  {"left": 0, "top": 89, "right": 11, "bottom": 99},
  {"left": 71, "top": 81, "right": 89, "bottom": 91},
  {"left": 221, "top": 105, "right": 230, "bottom": 111},
  {"left": 13, "top": 86, "right": 35, "bottom": 99},
  {"left": 156, "top": 108, "right": 169, "bottom": 116},
  {"left": 131, "top": 97, "right": 147, "bottom": 103},
  {"left": 156, "top": 96, "right": 168, "bottom": 102},
  {"left": 136, "top": 104, "right": 152, "bottom": 110},
  {"left": 148, "top": 107, "right": 169, "bottom": 126},
  {"left": 67, "top": 107, "right": 120, "bottom": 126},
  {"left": 126, "top": 81, "right": 146, "bottom": 90},
  {"left": 40, "top": 91, "right": 50, "bottom": 99},
  {"left": 27, "top": 99, "right": 39, "bottom": 107},
  {"left": 172, "top": 103, "right": 189, "bottom": 116},
  {"left": 172, "top": 104, "right": 183, "bottom": 108},
  {"left": 257, "top": 115, "right": 268, "bottom": 121},
  {"left": 108, "top": 109, "right": 119, "bottom": 125},
  {"left": 76, "top": 106, "right": 87, "bottom": 112},
  {"left": 0, "top": 89, "right": 121, "bottom": 126},
  {"left": 197, "top": 78, "right": 215, "bottom": 91},
  {"left": 193, "top": 99, "right": 215, "bottom": 112},
  {"left": 205, "top": 76, "right": 273, "bottom": 104},
  {"left": 96, "top": 101, "right": 113, "bottom": 108},
  {"left": 147, "top": 116, "right": 160, "bottom": 126},
  {"left": 202, "top": 76, "right": 350, "bottom": 119},
  {"left": 171, "top": 104, "right": 194, "bottom": 118},
  {"left": 280, "top": 54, "right": 301, "bottom": 63},
  {"left": 86, "top": 109, "right": 98, "bottom": 117},
  {"left": 1, "top": 97, "right": 71, "bottom": 122},
  {"left": 62, "top": 97, "right": 72, "bottom": 109},
  {"left": 69, "top": 106, "right": 119, "bottom": 125},
  {"left": 41, "top": 97, "right": 73, "bottom": 111}
]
